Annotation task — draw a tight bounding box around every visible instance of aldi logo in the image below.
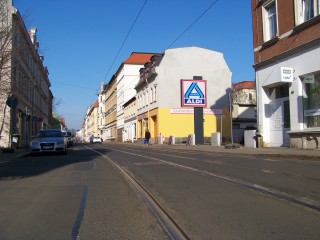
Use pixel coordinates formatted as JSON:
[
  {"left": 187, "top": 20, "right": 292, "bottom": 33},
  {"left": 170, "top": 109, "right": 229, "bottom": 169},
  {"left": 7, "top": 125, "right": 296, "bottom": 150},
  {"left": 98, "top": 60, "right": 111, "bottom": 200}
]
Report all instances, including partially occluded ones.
[{"left": 181, "top": 80, "right": 207, "bottom": 107}]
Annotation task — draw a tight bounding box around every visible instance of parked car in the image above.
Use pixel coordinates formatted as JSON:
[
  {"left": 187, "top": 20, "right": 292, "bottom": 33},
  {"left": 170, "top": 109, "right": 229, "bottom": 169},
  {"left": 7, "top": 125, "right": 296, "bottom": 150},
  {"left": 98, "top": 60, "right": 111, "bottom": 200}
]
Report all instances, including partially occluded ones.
[
  {"left": 92, "top": 137, "right": 102, "bottom": 144},
  {"left": 30, "top": 129, "right": 67, "bottom": 154},
  {"left": 62, "top": 130, "right": 73, "bottom": 147}
]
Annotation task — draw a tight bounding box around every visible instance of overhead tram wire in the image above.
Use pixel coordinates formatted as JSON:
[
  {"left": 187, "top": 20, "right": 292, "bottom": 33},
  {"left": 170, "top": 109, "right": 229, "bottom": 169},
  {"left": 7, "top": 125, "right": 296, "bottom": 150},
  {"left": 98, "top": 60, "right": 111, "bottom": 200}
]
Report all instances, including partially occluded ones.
[
  {"left": 167, "top": 0, "right": 220, "bottom": 49},
  {"left": 103, "top": 0, "right": 149, "bottom": 82},
  {"left": 51, "top": 82, "right": 97, "bottom": 91}
]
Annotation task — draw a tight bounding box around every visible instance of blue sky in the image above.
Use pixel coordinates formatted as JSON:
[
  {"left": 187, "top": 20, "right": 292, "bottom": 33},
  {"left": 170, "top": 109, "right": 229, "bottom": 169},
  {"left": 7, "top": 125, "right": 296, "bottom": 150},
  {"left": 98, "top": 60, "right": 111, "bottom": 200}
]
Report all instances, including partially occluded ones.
[{"left": 13, "top": 0, "right": 254, "bottom": 130}]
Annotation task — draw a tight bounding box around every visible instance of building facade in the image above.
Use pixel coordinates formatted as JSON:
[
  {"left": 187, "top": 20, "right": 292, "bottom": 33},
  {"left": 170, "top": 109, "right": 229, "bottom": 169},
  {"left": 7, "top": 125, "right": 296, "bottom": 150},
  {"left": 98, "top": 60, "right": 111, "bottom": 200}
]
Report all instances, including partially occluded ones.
[
  {"left": 116, "top": 52, "right": 158, "bottom": 142},
  {"left": 232, "top": 81, "right": 257, "bottom": 144},
  {"left": 84, "top": 100, "right": 99, "bottom": 141},
  {"left": 123, "top": 97, "right": 137, "bottom": 142},
  {"left": 252, "top": 0, "right": 320, "bottom": 148},
  {"left": 0, "top": 1, "right": 53, "bottom": 148},
  {"left": 99, "top": 75, "right": 117, "bottom": 142},
  {"left": 136, "top": 47, "right": 232, "bottom": 144}
]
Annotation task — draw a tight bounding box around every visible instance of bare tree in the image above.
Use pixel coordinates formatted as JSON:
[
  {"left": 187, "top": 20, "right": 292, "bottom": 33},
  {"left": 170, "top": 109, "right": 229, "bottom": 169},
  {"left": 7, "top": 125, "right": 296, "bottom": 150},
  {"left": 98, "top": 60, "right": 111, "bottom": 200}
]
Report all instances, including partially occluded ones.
[
  {"left": 52, "top": 97, "right": 63, "bottom": 112},
  {"left": 0, "top": 0, "right": 14, "bottom": 145}
]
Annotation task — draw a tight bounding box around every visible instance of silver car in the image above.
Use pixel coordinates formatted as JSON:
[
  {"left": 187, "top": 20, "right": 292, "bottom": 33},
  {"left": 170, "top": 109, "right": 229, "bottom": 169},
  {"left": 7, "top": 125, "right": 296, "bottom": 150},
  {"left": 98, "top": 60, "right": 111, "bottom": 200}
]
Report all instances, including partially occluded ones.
[{"left": 30, "top": 129, "right": 67, "bottom": 154}]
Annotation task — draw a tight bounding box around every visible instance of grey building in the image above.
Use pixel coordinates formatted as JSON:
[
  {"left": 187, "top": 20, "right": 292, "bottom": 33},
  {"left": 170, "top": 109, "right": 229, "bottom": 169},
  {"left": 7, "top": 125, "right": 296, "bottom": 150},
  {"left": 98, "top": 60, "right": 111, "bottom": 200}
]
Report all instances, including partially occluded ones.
[{"left": 0, "top": 0, "right": 53, "bottom": 148}]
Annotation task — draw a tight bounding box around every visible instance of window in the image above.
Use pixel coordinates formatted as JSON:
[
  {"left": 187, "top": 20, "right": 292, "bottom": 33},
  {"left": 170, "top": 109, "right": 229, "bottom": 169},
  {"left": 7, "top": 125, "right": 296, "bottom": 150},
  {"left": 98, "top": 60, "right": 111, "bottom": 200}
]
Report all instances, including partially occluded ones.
[
  {"left": 150, "top": 87, "right": 154, "bottom": 102},
  {"left": 263, "top": 1, "right": 278, "bottom": 41},
  {"left": 302, "top": 72, "right": 320, "bottom": 128},
  {"left": 268, "top": 84, "right": 289, "bottom": 100},
  {"left": 295, "top": 0, "right": 320, "bottom": 24},
  {"left": 146, "top": 90, "right": 149, "bottom": 106}
]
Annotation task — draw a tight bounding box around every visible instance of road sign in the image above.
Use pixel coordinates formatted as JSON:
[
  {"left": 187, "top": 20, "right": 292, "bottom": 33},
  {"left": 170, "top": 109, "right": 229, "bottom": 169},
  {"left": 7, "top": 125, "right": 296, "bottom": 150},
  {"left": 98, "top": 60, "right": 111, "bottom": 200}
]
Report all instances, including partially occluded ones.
[{"left": 6, "top": 96, "right": 18, "bottom": 108}]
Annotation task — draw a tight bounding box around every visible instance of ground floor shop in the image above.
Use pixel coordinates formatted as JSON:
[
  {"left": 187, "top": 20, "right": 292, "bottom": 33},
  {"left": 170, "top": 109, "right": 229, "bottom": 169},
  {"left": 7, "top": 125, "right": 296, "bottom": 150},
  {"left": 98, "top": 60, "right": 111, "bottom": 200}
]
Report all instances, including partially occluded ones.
[
  {"left": 101, "top": 122, "right": 117, "bottom": 142},
  {"left": 256, "top": 45, "right": 320, "bottom": 148},
  {"left": 136, "top": 107, "right": 231, "bottom": 144},
  {"left": 0, "top": 105, "right": 47, "bottom": 148}
]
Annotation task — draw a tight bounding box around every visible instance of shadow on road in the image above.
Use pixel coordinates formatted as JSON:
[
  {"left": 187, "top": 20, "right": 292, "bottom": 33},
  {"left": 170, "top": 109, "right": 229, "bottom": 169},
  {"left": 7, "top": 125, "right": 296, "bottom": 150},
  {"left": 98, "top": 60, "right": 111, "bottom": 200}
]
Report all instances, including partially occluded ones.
[{"left": 0, "top": 144, "right": 111, "bottom": 180}]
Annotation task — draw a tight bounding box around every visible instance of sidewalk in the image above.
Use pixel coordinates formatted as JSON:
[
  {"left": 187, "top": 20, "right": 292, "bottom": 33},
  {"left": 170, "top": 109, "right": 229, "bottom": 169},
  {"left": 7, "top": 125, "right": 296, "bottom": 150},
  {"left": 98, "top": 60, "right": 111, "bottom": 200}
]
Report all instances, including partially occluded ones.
[
  {"left": 0, "top": 148, "right": 29, "bottom": 163},
  {"left": 134, "top": 143, "right": 320, "bottom": 161}
]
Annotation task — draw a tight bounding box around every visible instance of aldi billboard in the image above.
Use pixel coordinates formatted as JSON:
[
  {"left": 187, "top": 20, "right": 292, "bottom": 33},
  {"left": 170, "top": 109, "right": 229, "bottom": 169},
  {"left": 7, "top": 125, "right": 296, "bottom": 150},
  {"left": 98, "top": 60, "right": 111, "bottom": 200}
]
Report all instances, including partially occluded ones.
[{"left": 181, "top": 79, "right": 207, "bottom": 107}]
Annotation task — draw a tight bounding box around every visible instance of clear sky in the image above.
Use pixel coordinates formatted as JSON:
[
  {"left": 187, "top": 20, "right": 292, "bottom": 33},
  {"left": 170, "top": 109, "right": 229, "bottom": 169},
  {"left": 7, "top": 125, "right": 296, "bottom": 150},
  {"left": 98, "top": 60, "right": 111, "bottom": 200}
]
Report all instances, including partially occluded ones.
[{"left": 13, "top": 0, "right": 254, "bottom": 130}]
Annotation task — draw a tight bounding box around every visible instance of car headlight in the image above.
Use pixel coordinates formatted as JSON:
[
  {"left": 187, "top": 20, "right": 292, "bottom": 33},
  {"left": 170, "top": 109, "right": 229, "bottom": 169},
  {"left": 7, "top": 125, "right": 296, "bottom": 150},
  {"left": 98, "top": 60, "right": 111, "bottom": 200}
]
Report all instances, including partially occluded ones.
[{"left": 57, "top": 141, "right": 64, "bottom": 144}]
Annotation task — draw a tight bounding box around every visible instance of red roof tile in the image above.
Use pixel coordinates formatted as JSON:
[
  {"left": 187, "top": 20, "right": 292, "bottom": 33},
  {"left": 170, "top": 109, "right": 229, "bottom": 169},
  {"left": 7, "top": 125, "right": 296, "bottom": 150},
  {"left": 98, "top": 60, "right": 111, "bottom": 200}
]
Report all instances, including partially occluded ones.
[
  {"left": 124, "top": 52, "right": 158, "bottom": 65},
  {"left": 93, "top": 100, "right": 99, "bottom": 108},
  {"left": 233, "top": 81, "right": 256, "bottom": 90}
]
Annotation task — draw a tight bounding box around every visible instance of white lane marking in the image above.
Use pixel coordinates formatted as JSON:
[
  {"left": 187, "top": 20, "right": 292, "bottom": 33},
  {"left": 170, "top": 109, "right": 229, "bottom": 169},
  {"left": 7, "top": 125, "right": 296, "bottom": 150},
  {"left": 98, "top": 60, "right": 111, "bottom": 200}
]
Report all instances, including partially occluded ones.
[
  {"left": 261, "top": 169, "right": 275, "bottom": 174},
  {"left": 203, "top": 160, "right": 223, "bottom": 165},
  {"left": 263, "top": 159, "right": 282, "bottom": 162}
]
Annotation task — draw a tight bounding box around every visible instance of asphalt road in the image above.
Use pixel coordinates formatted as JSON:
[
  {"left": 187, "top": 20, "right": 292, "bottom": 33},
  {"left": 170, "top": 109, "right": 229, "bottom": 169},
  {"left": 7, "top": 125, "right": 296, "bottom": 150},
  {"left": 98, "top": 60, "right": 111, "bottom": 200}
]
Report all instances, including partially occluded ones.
[
  {"left": 0, "top": 143, "right": 319, "bottom": 240},
  {"left": 0, "top": 144, "right": 165, "bottom": 240}
]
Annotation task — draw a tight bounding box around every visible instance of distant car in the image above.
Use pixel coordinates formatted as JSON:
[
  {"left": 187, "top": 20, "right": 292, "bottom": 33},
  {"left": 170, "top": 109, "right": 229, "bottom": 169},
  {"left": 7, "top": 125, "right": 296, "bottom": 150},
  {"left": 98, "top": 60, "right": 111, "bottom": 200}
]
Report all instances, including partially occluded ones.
[
  {"left": 92, "top": 137, "right": 102, "bottom": 144},
  {"left": 62, "top": 130, "right": 73, "bottom": 147},
  {"left": 30, "top": 129, "right": 67, "bottom": 154}
]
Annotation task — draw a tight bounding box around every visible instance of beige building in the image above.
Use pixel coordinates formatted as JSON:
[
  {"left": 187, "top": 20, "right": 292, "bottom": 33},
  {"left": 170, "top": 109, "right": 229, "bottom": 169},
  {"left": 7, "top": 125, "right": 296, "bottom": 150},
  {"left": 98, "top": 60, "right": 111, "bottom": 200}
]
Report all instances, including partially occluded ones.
[
  {"left": 85, "top": 100, "right": 99, "bottom": 141},
  {"left": 232, "top": 81, "right": 257, "bottom": 144},
  {"left": 98, "top": 76, "right": 117, "bottom": 142},
  {"left": 0, "top": 0, "right": 53, "bottom": 148}
]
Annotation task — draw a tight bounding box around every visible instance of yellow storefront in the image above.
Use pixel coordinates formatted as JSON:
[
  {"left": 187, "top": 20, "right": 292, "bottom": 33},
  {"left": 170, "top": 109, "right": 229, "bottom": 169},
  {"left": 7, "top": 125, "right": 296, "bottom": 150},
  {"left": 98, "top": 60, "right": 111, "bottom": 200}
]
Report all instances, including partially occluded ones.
[{"left": 137, "top": 107, "right": 231, "bottom": 144}]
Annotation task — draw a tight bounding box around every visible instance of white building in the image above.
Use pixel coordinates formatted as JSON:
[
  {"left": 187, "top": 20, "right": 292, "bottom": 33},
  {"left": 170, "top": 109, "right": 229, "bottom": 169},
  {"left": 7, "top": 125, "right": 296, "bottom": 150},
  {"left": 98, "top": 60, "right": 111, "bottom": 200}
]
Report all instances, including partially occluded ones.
[
  {"left": 115, "top": 52, "right": 158, "bottom": 142},
  {"left": 135, "top": 46, "right": 232, "bottom": 144},
  {"left": 252, "top": 0, "right": 320, "bottom": 148}
]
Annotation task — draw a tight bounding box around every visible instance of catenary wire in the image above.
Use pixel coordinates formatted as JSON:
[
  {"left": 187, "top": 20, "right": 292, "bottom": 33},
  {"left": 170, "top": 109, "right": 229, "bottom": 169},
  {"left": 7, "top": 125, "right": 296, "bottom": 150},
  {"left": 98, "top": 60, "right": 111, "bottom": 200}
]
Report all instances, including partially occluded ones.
[
  {"left": 167, "top": 0, "right": 220, "bottom": 49},
  {"left": 102, "top": 0, "right": 149, "bottom": 82}
]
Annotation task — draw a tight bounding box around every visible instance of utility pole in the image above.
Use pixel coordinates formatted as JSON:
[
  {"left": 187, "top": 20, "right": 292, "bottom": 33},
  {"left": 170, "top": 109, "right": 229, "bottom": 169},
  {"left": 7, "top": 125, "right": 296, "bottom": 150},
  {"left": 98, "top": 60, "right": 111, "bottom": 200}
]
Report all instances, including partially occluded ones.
[{"left": 228, "top": 92, "right": 233, "bottom": 144}]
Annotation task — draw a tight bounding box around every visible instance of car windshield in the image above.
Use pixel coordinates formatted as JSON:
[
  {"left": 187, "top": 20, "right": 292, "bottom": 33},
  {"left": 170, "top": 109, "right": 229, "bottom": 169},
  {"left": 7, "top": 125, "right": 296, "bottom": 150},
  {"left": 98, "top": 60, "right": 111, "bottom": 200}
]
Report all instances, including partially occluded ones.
[{"left": 37, "top": 131, "right": 63, "bottom": 138}]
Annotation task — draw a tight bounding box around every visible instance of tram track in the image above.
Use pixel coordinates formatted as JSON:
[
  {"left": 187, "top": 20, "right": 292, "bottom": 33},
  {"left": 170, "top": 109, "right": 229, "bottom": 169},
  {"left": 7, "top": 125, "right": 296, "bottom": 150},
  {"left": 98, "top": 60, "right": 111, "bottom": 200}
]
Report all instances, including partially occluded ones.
[
  {"left": 85, "top": 145, "right": 191, "bottom": 240},
  {"left": 108, "top": 144, "right": 320, "bottom": 184},
  {"left": 95, "top": 144, "right": 320, "bottom": 213}
]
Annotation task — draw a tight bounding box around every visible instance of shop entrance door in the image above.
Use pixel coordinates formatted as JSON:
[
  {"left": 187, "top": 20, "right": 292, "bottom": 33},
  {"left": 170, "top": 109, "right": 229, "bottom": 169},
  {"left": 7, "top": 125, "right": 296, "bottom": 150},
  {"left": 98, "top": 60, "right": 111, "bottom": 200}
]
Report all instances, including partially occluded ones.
[{"left": 269, "top": 98, "right": 290, "bottom": 147}]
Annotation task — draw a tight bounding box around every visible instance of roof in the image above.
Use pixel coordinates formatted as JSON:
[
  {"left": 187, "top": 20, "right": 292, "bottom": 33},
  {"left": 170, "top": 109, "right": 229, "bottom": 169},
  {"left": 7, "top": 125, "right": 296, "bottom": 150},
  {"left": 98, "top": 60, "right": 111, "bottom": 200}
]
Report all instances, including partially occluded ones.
[
  {"left": 123, "top": 52, "right": 159, "bottom": 65},
  {"left": 93, "top": 100, "right": 99, "bottom": 108},
  {"left": 233, "top": 81, "right": 256, "bottom": 90}
]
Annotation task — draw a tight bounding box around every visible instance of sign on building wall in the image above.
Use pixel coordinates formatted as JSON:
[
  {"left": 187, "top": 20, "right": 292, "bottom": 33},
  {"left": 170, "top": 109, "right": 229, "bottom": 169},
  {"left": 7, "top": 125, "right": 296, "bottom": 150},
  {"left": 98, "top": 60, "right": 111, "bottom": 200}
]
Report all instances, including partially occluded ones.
[
  {"left": 304, "top": 108, "right": 320, "bottom": 117},
  {"left": 181, "top": 80, "right": 207, "bottom": 107},
  {"left": 170, "top": 108, "right": 222, "bottom": 114},
  {"left": 281, "top": 67, "right": 294, "bottom": 82}
]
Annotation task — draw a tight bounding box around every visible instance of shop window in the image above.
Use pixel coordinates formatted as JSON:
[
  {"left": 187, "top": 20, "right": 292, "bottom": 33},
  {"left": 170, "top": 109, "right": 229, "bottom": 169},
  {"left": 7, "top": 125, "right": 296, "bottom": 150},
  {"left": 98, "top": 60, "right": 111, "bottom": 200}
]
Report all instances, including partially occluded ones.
[{"left": 302, "top": 72, "right": 320, "bottom": 128}]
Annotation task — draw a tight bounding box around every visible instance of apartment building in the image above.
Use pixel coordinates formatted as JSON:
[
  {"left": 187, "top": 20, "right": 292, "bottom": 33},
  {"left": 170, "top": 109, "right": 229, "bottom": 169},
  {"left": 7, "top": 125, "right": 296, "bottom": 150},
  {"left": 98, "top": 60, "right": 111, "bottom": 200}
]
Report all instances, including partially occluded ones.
[
  {"left": 115, "top": 52, "right": 159, "bottom": 142},
  {"left": 0, "top": 0, "right": 53, "bottom": 148},
  {"left": 84, "top": 100, "right": 99, "bottom": 141},
  {"left": 136, "top": 47, "right": 232, "bottom": 144},
  {"left": 232, "top": 81, "right": 257, "bottom": 143},
  {"left": 98, "top": 75, "right": 117, "bottom": 142},
  {"left": 252, "top": 0, "right": 320, "bottom": 148},
  {"left": 123, "top": 96, "right": 137, "bottom": 142}
]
